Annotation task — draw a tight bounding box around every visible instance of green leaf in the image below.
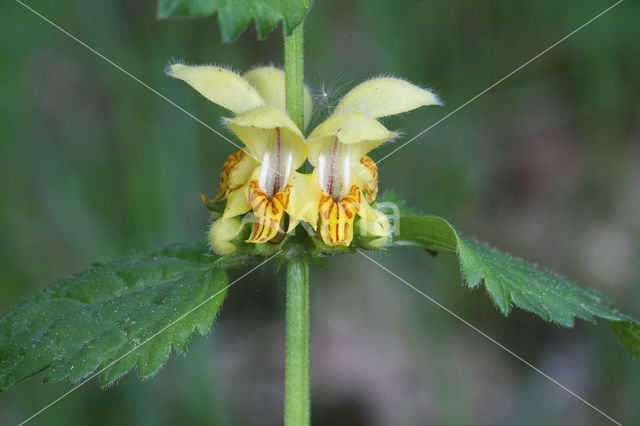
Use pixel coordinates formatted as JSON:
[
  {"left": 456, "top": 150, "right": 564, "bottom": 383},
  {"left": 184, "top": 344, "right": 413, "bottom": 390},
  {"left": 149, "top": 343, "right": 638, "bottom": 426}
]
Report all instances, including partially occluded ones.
[
  {"left": 611, "top": 318, "right": 640, "bottom": 359},
  {"left": 393, "top": 215, "right": 640, "bottom": 359},
  {"left": 157, "top": 0, "right": 312, "bottom": 42},
  {"left": 0, "top": 242, "right": 228, "bottom": 390}
]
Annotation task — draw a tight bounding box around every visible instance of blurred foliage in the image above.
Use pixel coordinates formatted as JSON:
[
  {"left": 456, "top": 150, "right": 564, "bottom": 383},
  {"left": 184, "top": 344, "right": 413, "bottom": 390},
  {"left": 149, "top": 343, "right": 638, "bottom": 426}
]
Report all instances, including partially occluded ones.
[{"left": 1, "top": 0, "right": 639, "bottom": 425}]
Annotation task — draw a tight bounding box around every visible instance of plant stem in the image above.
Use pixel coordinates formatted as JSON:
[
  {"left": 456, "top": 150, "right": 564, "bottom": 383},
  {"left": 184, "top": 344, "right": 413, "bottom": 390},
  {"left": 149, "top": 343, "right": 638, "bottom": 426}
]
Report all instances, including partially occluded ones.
[
  {"left": 284, "top": 23, "right": 305, "bottom": 132},
  {"left": 284, "top": 21, "right": 309, "bottom": 426},
  {"left": 284, "top": 255, "right": 310, "bottom": 426}
]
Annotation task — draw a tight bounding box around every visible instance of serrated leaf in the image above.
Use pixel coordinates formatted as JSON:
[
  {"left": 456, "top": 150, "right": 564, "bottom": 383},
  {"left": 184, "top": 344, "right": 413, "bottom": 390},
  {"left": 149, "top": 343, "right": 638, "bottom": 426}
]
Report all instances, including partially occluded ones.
[
  {"left": 393, "top": 215, "right": 640, "bottom": 359},
  {"left": 0, "top": 242, "right": 228, "bottom": 391},
  {"left": 157, "top": 0, "right": 312, "bottom": 42}
]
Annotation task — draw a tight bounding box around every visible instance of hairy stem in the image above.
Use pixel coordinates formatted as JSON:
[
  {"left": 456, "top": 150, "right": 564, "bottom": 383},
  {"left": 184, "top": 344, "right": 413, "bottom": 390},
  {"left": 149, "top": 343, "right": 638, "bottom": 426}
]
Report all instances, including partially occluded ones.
[
  {"left": 284, "top": 255, "right": 310, "bottom": 426},
  {"left": 284, "top": 23, "right": 305, "bottom": 132},
  {"left": 284, "top": 21, "right": 309, "bottom": 426}
]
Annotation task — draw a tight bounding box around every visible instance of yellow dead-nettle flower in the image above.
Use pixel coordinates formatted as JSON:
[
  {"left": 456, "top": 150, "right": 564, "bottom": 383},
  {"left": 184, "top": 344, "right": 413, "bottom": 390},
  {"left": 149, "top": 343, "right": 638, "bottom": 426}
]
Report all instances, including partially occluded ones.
[
  {"left": 169, "top": 64, "right": 318, "bottom": 253},
  {"left": 170, "top": 64, "right": 439, "bottom": 253},
  {"left": 306, "top": 77, "right": 441, "bottom": 247}
]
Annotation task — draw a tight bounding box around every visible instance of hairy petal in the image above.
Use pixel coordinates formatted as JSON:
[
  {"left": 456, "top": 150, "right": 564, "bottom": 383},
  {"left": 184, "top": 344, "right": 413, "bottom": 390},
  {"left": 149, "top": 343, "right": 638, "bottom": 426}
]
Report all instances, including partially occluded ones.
[
  {"left": 228, "top": 106, "right": 307, "bottom": 168},
  {"left": 244, "top": 67, "right": 313, "bottom": 129},
  {"left": 307, "top": 112, "right": 396, "bottom": 166},
  {"left": 335, "top": 77, "right": 441, "bottom": 119},
  {"left": 208, "top": 217, "right": 244, "bottom": 255},
  {"left": 169, "top": 64, "right": 264, "bottom": 114}
]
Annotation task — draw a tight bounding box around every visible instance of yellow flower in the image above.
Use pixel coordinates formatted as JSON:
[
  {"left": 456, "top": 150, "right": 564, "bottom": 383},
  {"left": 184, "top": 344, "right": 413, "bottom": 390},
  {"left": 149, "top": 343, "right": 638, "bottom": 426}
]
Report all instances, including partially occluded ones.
[
  {"left": 169, "top": 64, "right": 319, "bottom": 248},
  {"left": 171, "top": 63, "right": 440, "bottom": 252},
  {"left": 306, "top": 77, "right": 441, "bottom": 246}
]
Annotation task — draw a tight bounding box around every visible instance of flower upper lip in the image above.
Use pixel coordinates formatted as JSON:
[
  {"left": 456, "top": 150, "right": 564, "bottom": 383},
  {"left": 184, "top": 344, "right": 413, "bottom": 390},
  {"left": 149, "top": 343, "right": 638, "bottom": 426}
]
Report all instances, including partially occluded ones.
[
  {"left": 169, "top": 64, "right": 310, "bottom": 169},
  {"left": 227, "top": 106, "right": 306, "bottom": 170}
]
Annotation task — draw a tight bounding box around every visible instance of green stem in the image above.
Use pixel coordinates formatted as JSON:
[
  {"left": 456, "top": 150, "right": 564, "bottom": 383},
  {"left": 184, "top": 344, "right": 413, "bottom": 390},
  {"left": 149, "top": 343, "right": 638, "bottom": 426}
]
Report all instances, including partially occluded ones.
[
  {"left": 283, "top": 21, "right": 309, "bottom": 426},
  {"left": 284, "top": 255, "right": 310, "bottom": 426},
  {"left": 284, "top": 23, "right": 305, "bottom": 132}
]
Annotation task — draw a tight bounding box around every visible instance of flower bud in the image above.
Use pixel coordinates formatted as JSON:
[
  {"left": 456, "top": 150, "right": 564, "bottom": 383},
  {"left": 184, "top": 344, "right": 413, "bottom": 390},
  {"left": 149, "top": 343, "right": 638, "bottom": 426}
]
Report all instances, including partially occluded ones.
[
  {"left": 208, "top": 217, "right": 244, "bottom": 255},
  {"left": 356, "top": 207, "right": 391, "bottom": 247}
]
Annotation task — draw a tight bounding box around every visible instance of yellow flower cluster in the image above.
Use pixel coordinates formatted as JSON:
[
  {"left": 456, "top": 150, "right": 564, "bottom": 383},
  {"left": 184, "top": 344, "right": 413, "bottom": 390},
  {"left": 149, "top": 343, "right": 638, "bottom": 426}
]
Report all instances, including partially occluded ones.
[{"left": 169, "top": 64, "right": 440, "bottom": 254}]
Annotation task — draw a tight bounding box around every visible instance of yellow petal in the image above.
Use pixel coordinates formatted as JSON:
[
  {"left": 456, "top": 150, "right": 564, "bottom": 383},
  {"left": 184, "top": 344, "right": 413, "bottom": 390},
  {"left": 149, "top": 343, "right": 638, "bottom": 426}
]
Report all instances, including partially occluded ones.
[
  {"left": 222, "top": 183, "right": 251, "bottom": 222},
  {"left": 244, "top": 66, "right": 314, "bottom": 130},
  {"left": 244, "top": 67, "right": 285, "bottom": 111},
  {"left": 246, "top": 180, "right": 290, "bottom": 243},
  {"left": 306, "top": 112, "right": 396, "bottom": 166},
  {"left": 287, "top": 171, "right": 322, "bottom": 231},
  {"left": 335, "top": 77, "right": 441, "bottom": 118},
  {"left": 228, "top": 106, "right": 307, "bottom": 168},
  {"left": 208, "top": 217, "right": 245, "bottom": 255},
  {"left": 169, "top": 63, "right": 264, "bottom": 114},
  {"left": 210, "top": 150, "right": 258, "bottom": 202},
  {"left": 318, "top": 185, "right": 360, "bottom": 246},
  {"left": 351, "top": 156, "right": 378, "bottom": 202},
  {"left": 356, "top": 206, "right": 390, "bottom": 247},
  {"left": 358, "top": 197, "right": 384, "bottom": 224}
]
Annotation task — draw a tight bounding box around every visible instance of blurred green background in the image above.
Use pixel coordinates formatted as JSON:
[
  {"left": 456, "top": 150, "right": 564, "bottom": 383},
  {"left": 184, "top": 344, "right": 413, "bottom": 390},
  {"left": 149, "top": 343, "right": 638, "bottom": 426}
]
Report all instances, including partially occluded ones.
[{"left": 1, "top": 0, "right": 639, "bottom": 424}]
